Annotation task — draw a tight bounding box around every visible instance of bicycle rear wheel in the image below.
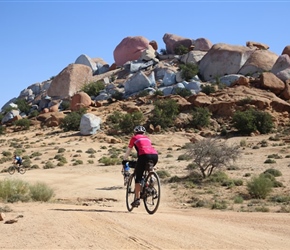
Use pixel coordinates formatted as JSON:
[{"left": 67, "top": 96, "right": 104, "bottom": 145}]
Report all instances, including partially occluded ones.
[
  {"left": 143, "top": 172, "right": 161, "bottom": 215},
  {"left": 19, "top": 166, "right": 26, "bottom": 174},
  {"left": 126, "top": 174, "right": 136, "bottom": 212},
  {"left": 8, "top": 166, "right": 15, "bottom": 175}
]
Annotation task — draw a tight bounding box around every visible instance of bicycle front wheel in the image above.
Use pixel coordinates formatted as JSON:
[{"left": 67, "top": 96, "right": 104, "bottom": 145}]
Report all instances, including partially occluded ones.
[
  {"left": 143, "top": 172, "right": 161, "bottom": 215},
  {"left": 8, "top": 166, "right": 15, "bottom": 175},
  {"left": 19, "top": 167, "right": 26, "bottom": 174},
  {"left": 126, "top": 174, "right": 136, "bottom": 212}
]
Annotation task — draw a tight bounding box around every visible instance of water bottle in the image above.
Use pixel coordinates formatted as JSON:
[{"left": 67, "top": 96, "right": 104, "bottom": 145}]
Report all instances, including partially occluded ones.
[{"left": 124, "top": 162, "right": 130, "bottom": 172}]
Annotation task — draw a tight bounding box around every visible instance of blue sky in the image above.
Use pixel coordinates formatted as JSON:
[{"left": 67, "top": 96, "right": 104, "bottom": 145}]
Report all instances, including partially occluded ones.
[{"left": 1, "top": 0, "right": 289, "bottom": 109}]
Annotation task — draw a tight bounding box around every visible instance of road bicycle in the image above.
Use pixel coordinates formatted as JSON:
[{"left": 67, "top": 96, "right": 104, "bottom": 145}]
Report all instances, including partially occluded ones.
[
  {"left": 122, "top": 160, "right": 161, "bottom": 215},
  {"left": 8, "top": 164, "right": 26, "bottom": 175}
]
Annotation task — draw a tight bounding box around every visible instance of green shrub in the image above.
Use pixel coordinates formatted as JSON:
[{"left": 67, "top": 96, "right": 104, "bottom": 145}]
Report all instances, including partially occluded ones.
[
  {"left": 179, "top": 63, "right": 199, "bottom": 81},
  {"left": 44, "top": 161, "right": 55, "bottom": 169},
  {"left": 81, "top": 81, "right": 105, "bottom": 96},
  {"left": 201, "top": 84, "right": 216, "bottom": 95},
  {"left": 60, "top": 100, "right": 70, "bottom": 110},
  {"left": 189, "top": 107, "right": 211, "bottom": 129},
  {"left": 0, "top": 178, "right": 30, "bottom": 202},
  {"left": 233, "top": 109, "right": 273, "bottom": 135},
  {"left": 156, "top": 170, "right": 171, "bottom": 179},
  {"left": 86, "top": 148, "right": 96, "bottom": 154},
  {"left": 264, "top": 159, "right": 276, "bottom": 164},
  {"left": 14, "top": 119, "right": 31, "bottom": 130},
  {"left": 29, "top": 110, "right": 39, "bottom": 118},
  {"left": 0, "top": 125, "right": 6, "bottom": 135},
  {"left": 263, "top": 168, "right": 282, "bottom": 177},
  {"left": 247, "top": 175, "right": 273, "bottom": 199},
  {"left": 208, "top": 171, "right": 229, "bottom": 183},
  {"left": 174, "top": 87, "right": 192, "bottom": 97},
  {"left": 29, "top": 182, "right": 54, "bottom": 202},
  {"left": 174, "top": 45, "right": 189, "bottom": 55},
  {"left": 106, "top": 111, "right": 144, "bottom": 134},
  {"left": 60, "top": 108, "right": 87, "bottom": 132},
  {"left": 15, "top": 99, "right": 30, "bottom": 114},
  {"left": 2, "top": 151, "right": 12, "bottom": 157},
  {"left": 149, "top": 99, "right": 179, "bottom": 128},
  {"left": 98, "top": 156, "right": 120, "bottom": 166},
  {"left": 119, "top": 112, "right": 144, "bottom": 134}
]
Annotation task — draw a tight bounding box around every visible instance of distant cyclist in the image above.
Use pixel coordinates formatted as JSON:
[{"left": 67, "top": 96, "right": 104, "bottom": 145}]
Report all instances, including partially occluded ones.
[
  {"left": 13, "top": 155, "right": 23, "bottom": 168},
  {"left": 123, "top": 125, "right": 158, "bottom": 207}
]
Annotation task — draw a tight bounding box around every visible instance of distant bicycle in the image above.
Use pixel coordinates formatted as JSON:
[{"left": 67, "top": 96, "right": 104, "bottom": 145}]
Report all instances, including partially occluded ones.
[
  {"left": 122, "top": 160, "right": 161, "bottom": 215},
  {"left": 8, "top": 164, "right": 26, "bottom": 175}
]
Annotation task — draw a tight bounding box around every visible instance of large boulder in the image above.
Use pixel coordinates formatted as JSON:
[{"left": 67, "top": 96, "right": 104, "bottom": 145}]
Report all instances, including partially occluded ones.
[
  {"left": 80, "top": 113, "right": 101, "bottom": 135},
  {"left": 75, "top": 54, "right": 97, "bottom": 72},
  {"left": 113, "top": 36, "right": 150, "bottom": 66},
  {"left": 47, "top": 64, "right": 93, "bottom": 98},
  {"left": 163, "top": 33, "right": 193, "bottom": 54},
  {"left": 193, "top": 38, "right": 212, "bottom": 51},
  {"left": 238, "top": 50, "right": 278, "bottom": 76},
  {"left": 198, "top": 43, "right": 255, "bottom": 81},
  {"left": 271, "top": 54, "right": 290, "bottom": 82},
  {"left": 70, "top": 92, "right": 92, "bottom": 111}
]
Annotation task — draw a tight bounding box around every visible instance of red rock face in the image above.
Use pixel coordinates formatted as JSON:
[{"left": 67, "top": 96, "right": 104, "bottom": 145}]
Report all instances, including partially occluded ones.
[{"left": 113, "top": 36, "right": 150, "bottom": 66}]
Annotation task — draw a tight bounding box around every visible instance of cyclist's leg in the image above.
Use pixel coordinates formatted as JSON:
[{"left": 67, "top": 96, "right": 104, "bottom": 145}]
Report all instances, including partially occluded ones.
[{"left": 132, "top": 156, "right": 146, "bottom": 206}]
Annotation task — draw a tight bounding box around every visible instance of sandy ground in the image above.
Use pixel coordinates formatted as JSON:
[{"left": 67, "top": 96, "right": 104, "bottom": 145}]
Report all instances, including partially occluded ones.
[{"left": 1, "top": 129, "right": 290, "bottom": 249}]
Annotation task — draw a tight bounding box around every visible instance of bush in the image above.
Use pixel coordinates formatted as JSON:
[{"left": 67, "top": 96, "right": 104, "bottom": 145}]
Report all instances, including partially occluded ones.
[
  {"left": 0, "top": 178, "right": 30, "bottom": 202},
  {"left": 189, "top": 107, "right": 211, "bottom": 129},
  {"left": 106, "top": 111, "right": 144, "bottom": 134},
  {"left": 15, "top": 99, "right": 30, "bottom": 114},
  {"left": 149, "top": 99, "right": 179, "bottom": 129},
  {"left": 201, "top": 84, "right": 216, "bottom": 95},
  {"left": 13, "top": 119, "right": 31, "bottom": 130},
  {"left": 247, "top": 175, "right": 273, "bottom": 199},
  {"left": 179, "top": 63, "right": 199, "bottom": 81},
  {"left": 174, "top": 45, "right": 189, "bottom": 55},
  {"left": 98, "top": 156, "right": 120, "bottom": 166},
  {"left": 263, "top": 168, "right": 282, "bottom": 177},
  {"left": 81, "top": 81, "right": 105, "bottom": 97},
  {"left": 174, "top": 87, "right": 192, "bottom": 97},
  {"left": 29, "top": 182, "right": 54, "bottom": 202},
  {"left": 60, "top": 108, "right": 87, "bottom": 132},
  {"left": 233, "top": 109, "right": 273, "bottom": 135}
]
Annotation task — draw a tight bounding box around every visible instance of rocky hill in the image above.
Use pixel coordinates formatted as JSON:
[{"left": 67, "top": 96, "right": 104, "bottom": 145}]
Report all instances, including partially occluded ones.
[{"left": 1, "top": 33, "right": 290, "bottom": 136}]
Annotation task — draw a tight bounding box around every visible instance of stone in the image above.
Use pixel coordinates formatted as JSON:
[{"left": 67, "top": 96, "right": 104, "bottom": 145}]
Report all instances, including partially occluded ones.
[{"left": 113, "top": 36, "right": 150, "bottom": 66}]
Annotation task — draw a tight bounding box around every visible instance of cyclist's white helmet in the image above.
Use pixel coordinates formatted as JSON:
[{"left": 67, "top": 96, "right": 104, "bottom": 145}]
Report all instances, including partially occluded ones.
[{"left": 134, "top": 125, "right": 146, "bottom": 134}]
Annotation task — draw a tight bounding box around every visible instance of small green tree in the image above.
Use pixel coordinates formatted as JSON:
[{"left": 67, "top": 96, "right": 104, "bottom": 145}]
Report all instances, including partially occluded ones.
[
  {"left": 247, "top": 175, "right": 273, "bottom": 199},
  {"left": 106, "top": 111, "right": 144, "bottom": 134},
  {"left": 149, "top": 99, "right": 179, "bottom": 129},
  {"left": 15, "top": 99, "right": 30, "bottom": 114},
  {"left": 185, "top": 138, "right": 240, "bottom": 178},
  {"left": 174, "top": 45, "right": 189, "bottom": 55},
  {"left": 233, "top": 108, "right": 273, "bottom": 135},
  {"left": 190, "top": 107, "right": 211, "bottom": 129},
  {"left": 60, "top": 108, "right": 87, "bottom": 132},
  {"left": 13, "top": 119, "right": 31, "bottom": 130},
  {"left": 81, "top": 81, "right": 105, "bottom": 97},
  {"left": 179, "top": 63, "right": 199, "bottom": 81}
]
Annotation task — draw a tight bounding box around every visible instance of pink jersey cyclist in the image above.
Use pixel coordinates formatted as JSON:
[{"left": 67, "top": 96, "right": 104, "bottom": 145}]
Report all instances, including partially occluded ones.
[
  {"left": 123, "top": 125, "right": 158, "bottom": 208},
  {"left": 128, "top": 134, "right": 158, "bottom": 156}
]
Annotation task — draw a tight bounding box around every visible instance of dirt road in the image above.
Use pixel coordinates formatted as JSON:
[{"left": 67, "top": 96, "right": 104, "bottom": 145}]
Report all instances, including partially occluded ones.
[{"left": 1, "top": 165, "right": 290, "bottom": 250}]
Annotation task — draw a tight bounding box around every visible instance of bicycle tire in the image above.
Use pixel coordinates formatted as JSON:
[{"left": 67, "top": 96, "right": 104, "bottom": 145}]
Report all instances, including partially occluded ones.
[
  {"left": 8, "top": 166, "right": 15, "bottom": 175},
  {"left": 126, "top": 174, "right": 136, "bottom": 212},
  {"left": 143, "top": 171, "right": 161, "bottom": 215},
  {"left": 19, "top": 167, "right": 26, "bottom": 174}
]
